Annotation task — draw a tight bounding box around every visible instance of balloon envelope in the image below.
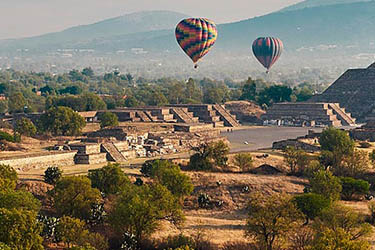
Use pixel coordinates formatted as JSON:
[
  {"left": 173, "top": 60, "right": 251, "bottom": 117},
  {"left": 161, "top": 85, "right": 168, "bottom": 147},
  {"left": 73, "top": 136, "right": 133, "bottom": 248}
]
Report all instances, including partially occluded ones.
[
  {"left": 175, "top": 18, "right": 218, "bottom": 66},
  {"left": 252, "top": 37, "right": 283, "bottom": 71}
]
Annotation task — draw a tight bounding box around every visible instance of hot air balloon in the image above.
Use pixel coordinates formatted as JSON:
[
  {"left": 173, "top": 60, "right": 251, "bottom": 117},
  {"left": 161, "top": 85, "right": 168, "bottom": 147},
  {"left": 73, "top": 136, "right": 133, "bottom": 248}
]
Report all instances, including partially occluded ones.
[
  {"left": 175, "top": 18, "right": 217, "bottom": 68},
  {"left": 252, "top": 37, "right": 283, "bottom": 73}
]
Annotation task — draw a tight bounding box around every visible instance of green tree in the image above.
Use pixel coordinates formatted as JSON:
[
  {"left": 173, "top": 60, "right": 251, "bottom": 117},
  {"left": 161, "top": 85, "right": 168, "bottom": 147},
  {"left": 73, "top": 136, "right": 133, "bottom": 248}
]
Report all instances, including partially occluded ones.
[
  {"left": 8, "top": 92, "right": 27, "bottom": 113},
  {"left": 189, "top": 141, "right": 229, "bottom": 171},
  {"left": 88, "top": 163, "right": 130, "bottom": 195},
  {"left": 14, "top": 117, "right": 37, "bottom": 137},
  {"left": 241, "top": 78, "right": 257, "bottom": 101},
  {"left": 98, "top": 112, "right": 119, "bottom": 128},
  {"left": 0, "top": 190, "right": 41, "bottom": 213},
  {"left": 109, "top": 183, "right": 184, "bottom": 242},
  {"left": 52, "top": 176, "right": 101, "bottom": 220},
  {"left": 313, "top": 204, "right": 372, "bottom": 243},
  {"left": 124, "top": 95, "right": 139, "bottom": 107},
  {"left": 0, "top": 242, "right": 11, "bottom": 250},
  {"left": 141, "top": 160, "right": 193, "bottom": 200},
  {"left": 0, "top": 164, "right": 17, "bottom": 191},
  {"left": 338, "top": 150, "right": 370, "bottom": 178},
  {"left": 245, "top": 193, "right": 303, "bottom": 250},
  {"left": 284, "top": 146, "right": 309, "bottom": 176},
  {"left": 311, "top": 228, "right": 370, "bottom": 250},
  {"left": 81, "top": 67, "right": 94, "bottom": 78},
  {"left": 257, "top": 85, "right": 292, "bottom": 106},
  {"left": 40, "top": 106, "right": 86, "bottom": 136},
  {"left": 56, "top": 216, "right": 89, "bottom": 248},
  {"left": 233, "top": 153, "right": 254, "bottom": 172},
  {"left": 293, "top": 193, "right": 330, "bottom": 225},
  {"left": 309, "top": 170, "right": 342, "bottom": 202},
  {"left": 0, "top": 208, "right": 43, "bottom": 250},
  {"left": 82, "top": 93, "right": 106, "bottom": 111},
  {"left": 295, "top": 86, "right": 314, "bottom": 102},
  {"left": 319, "top": 127, "right": 354, "bottom": 155},
  {"left": 44, "top": 166, "right": 63, "bottom": 185},
  {"left": 340, "top": 177, "right": 370, "bottom": 200},
  {"left": 185, "top": 78, "right": 202, "bottom": 102}
]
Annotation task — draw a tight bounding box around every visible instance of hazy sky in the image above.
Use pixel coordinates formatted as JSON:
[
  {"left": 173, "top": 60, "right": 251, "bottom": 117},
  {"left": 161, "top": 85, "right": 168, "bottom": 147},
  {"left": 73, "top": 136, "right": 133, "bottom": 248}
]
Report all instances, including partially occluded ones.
[{"left": 0, "top": 0, "right": 301, "bottom": 40}]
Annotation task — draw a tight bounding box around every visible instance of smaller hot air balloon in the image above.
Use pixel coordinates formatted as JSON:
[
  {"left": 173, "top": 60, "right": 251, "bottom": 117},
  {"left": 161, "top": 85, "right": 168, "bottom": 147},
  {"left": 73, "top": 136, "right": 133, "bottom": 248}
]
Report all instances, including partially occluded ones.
[
  {"left": 175, "top": 18, "right": 218, "bottom": 68},
  {"left": 252, "top": 37, "right": 283, "bottom": 73}
]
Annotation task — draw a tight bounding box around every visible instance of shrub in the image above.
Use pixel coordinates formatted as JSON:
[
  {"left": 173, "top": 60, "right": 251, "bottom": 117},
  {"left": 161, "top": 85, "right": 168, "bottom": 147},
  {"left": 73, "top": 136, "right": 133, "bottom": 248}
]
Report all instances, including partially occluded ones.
[
  {"left": 0, "top": 208, "right": 44, "bottom": 249},
  {"left": 368, "top": 201, "right": 375, "bottom": 224},
  {"left": 304, "top": 160, "right": 325, "bottom": 178},
  {"left": 233, "top": 153, "right": 253, "bottom": 172},
  {"left": 189, "top": 141, "right": 229, "bottom": 171},
  {"left": 319, "top": 127, "right": 354, "bottom": 154},
  {"left": 52, "top": 176, "right": 101, "bottom": 220},
  {"left": 340, "top": 177, "right": 370, "bottom": 200},
  {"left": 0, "top": 190, "right": 41, "bottom": 213},
  {"left": 109, "top": 183, "right": 184, "bottom": 242},
  {"left": 246, "top": 193, "right": 303, "bottom": 250},
  {"left": 0, "top": 131, "right": 16, "bottom": 143},
  {"left": 39, "top": 106, "right": 86, "bottom": 136},
  {"left": 338, "top": 150, "right": 370, "bottom": 178},
  {"left": 309, "top": 170, "right": 342, "bottom": 201},
  {"left": 0, "top": 164, "right": 17, "bottom": 191},
  {"left": 88, "top": 163, "right": 130, "bottom": 195},
  {"left": 44, "top": 166, "right": 63, "bottom": 185},
  {"left": 141, "top": 160, "right": 193, "bottom": 200},
  {"left": 293, "top": 193, "right": 330, "bottom": 224},
  {"left": 359, "top": 141, "right": 372, "bottom": 148},
  {"left": 313, "top": 204, "right": 372, "bottom": 247},
  {"left": 14, "top": 117, "right": 37, "bottom": 137},
  {"left": 99, "top": 112, "right": 119, "bottom": 128},
  {"left": 284, "top": 146, "right": 309, "bottom": 176},
  {"left": 55, "top": 216, "right": 89, "bottom": 248}
]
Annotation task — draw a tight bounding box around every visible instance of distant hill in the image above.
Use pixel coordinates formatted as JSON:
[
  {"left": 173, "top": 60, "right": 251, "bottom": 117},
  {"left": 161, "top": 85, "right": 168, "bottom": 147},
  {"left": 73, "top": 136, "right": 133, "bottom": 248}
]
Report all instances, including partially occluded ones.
[
  {"left": 2, "top": 2, "right": 375, "bottom": 78},
  {"left": 217, "top": 1, "right": 375, "bottom": 51},
  {"left": 0, "top": 11, "right": 187, "bottom": 51},
  {"left": 3, "top": 2, "right": 375, "bottom": 53},
  {"left": 279, "top": 0, "right": 370, "bottom": 12}
]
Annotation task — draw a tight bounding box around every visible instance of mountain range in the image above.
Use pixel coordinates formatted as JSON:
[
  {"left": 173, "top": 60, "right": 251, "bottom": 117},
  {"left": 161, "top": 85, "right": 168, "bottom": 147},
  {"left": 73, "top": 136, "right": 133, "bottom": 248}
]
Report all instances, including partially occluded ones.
[
  {"left": 1, "top": 0, "right": 375, "bottom": 79},
  {"left": 279, "top": 0, "right": 370, "bottom": 12}
]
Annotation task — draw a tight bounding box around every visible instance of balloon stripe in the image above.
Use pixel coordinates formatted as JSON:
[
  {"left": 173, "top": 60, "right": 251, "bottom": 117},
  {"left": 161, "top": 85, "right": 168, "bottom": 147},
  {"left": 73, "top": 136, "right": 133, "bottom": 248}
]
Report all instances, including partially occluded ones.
[
  {"left": 252, "top": 37, "right": 283, "bottom": 71},
  {"left": 176, "top": 18, "right": 217, "bottom": 65}
]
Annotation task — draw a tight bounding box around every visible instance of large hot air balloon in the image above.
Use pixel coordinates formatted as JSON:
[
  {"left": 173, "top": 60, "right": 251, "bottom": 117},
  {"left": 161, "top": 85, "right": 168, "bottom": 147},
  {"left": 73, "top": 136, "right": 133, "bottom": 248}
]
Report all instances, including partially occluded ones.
[
  {"left": 175, "top": 18, "right": 217, "bottom": 68},
  {"left": 252, "top": 37, "right": 283, "bottom": 73}
]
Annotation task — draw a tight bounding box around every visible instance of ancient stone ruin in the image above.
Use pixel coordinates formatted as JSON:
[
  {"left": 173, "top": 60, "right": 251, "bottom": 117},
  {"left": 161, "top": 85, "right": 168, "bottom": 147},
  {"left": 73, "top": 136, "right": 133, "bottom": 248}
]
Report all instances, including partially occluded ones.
[
  {"left": 262, "top": 102, "right": 356, "bottom": 127},
  {"left": 93, "top": 104, "right": 240, "bottom": 127},
  {"left": 310, "top": 63, "right": 375, "bottom": 122}
]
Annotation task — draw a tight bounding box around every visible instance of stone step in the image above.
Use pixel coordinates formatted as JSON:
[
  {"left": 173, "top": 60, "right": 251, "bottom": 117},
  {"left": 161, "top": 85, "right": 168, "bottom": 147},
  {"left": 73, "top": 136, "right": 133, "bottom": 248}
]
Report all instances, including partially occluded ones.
[
  {"left": 101, "top": 143, "right": 127, "bottom": 163},
  {"left": 213, "top": 104, "right": 240, "bottom": 127}
]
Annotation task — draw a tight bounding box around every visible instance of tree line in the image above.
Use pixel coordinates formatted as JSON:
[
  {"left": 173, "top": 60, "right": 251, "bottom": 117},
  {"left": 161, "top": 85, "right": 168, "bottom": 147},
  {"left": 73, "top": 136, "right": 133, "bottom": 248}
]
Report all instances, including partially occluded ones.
[{"left": 0, "top": 68, "right": 320, "bottom": 115}]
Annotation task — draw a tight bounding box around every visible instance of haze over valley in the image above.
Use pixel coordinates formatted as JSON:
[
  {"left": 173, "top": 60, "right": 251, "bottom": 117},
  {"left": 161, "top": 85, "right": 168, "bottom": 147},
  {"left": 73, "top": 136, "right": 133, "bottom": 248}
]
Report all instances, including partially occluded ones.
[{"left": 1, "top": 0, "right": 375, "bottom": 84}]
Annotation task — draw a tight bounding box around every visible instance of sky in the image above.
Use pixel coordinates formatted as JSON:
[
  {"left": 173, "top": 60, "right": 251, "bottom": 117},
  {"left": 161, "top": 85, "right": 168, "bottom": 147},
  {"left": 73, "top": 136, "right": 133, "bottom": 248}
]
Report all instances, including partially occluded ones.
[{"left": 0, "top": 0, "right": 302, "bottom": 40}]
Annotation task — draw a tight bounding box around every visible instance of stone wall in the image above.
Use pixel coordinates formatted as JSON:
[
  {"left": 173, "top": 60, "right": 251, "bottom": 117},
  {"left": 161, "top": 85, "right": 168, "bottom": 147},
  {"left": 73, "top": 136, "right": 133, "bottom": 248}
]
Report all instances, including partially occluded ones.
[
  {"left": 0, "top": 152, "right": 76, "bottom": 172},
  {"left": 272, "top": 139, "right": 320, "bottom": 153},
  {"left": 74, "top": 153, "right": 107, "bottom": 164}
]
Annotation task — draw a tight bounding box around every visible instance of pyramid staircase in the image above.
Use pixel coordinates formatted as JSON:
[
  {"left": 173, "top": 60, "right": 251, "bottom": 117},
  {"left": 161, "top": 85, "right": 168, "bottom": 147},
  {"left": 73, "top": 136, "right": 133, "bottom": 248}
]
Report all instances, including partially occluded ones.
[
  {"left": 101, "top": 143, "right": 127, "bottom": 162},
  {"left": 171, "top": 108, "right": 199, "bottom": 124},
  {"left": 213, "top": 104, "right": 241, "bottom": 127}
]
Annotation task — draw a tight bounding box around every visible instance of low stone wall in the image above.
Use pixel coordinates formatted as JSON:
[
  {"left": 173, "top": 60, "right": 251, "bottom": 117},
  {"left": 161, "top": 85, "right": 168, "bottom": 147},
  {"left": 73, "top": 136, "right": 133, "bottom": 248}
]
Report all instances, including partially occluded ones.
[
  {"left": 69, "top": 143, "right": 101, "bottom": 154},
  {"left": 350, "top": 129, "right": 375, "bottom": 142},
  {"left": 272, "top": 139, "right": 320, "bottom": 153},
  {"left": 74, "top": 153, "right": 107, "bottom": 165},
  {"left": 0, "top": 151, "right": 76, "bottom": 172}
]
